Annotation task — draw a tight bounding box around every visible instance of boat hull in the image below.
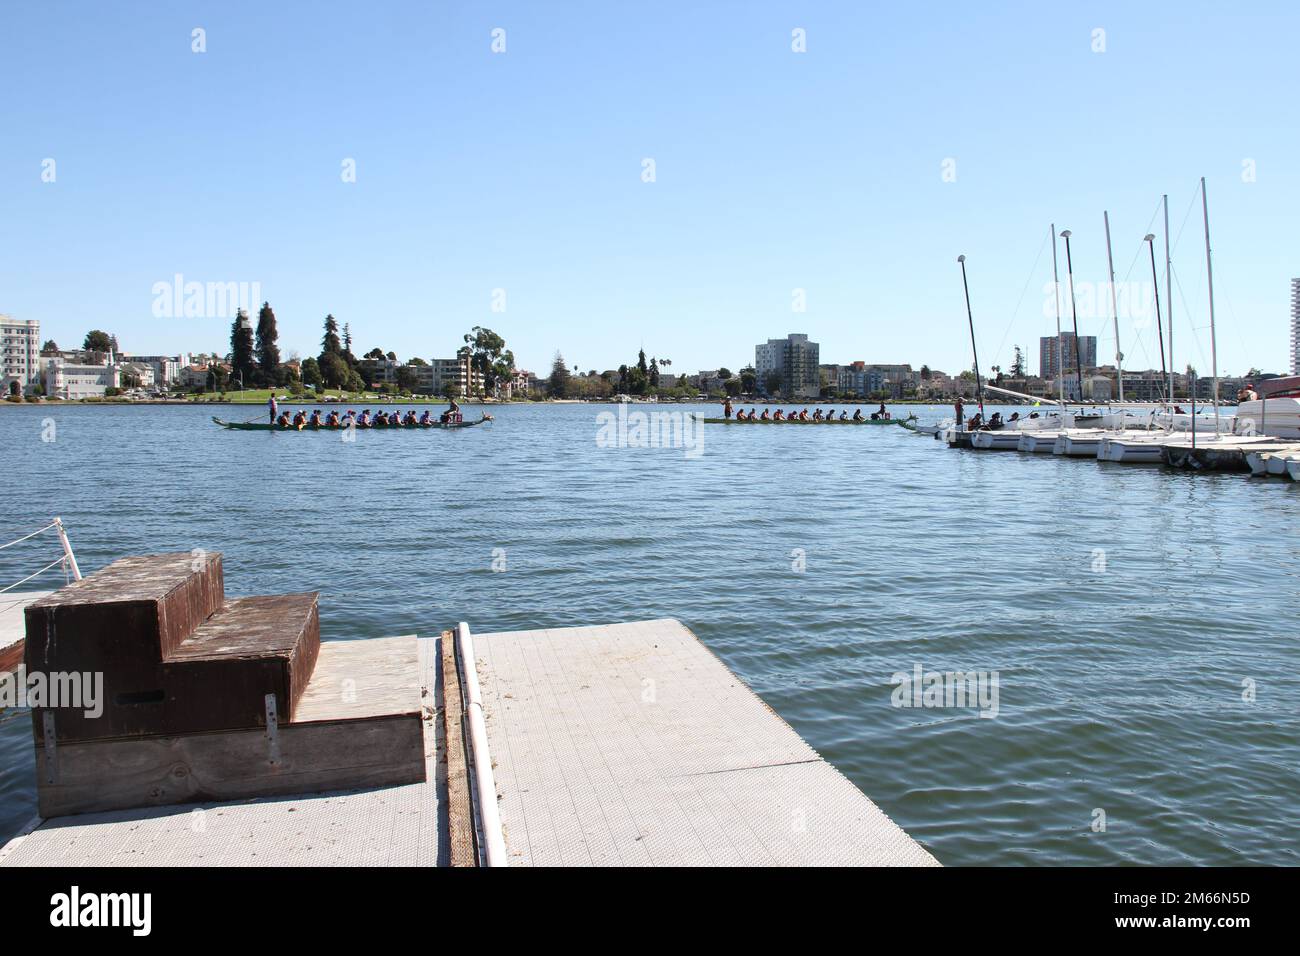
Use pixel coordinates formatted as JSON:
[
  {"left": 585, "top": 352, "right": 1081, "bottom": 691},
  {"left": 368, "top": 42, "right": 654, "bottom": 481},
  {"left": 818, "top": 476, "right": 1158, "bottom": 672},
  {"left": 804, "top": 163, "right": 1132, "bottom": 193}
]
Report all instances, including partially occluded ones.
[{"left": 213, "top": 415, "right": 490, "bottom": 431}]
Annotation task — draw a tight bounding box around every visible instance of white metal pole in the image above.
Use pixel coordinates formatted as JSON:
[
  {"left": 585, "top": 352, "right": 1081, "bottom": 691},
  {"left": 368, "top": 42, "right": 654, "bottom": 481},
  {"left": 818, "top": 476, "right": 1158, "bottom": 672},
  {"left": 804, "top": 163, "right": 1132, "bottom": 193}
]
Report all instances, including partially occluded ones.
[
  {"left": 1200, "top": 177, "right": 1221, "bottom": 434},
  {"left": 1104, "top": 211, "right": 1123, "bottom": 401},
  {"left": 455, "top": 621, "right": 507, "bottom": 866},
  {"left": 53, "top": 517, "right": 81, "bottom": 581},
  {"left": 1050, "top": 223, "right": 1064, "bottom": 403}
]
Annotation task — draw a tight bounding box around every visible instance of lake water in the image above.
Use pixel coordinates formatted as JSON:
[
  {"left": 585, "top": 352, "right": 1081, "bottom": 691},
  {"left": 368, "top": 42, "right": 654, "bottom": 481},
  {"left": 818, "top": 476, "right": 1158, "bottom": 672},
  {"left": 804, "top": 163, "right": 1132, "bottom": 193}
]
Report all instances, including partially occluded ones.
[{"left": 2, "top": 401, "right": 1298, "bottom": 865}]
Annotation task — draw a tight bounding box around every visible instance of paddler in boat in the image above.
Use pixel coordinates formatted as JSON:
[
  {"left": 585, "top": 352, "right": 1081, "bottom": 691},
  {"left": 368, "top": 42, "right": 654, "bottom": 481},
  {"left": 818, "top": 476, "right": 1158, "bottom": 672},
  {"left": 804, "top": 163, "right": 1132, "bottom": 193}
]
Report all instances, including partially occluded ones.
[
  {"left": 812, "top": 408, "right": 824, "bottom": 421},
  {"left": 878, "top": 402, "right": 890, "bottom": 420},
  {"left": 357, "top": 409, "right": 372, "bottom": 427},
  {"left": 723, "top": 397, "right": 733, "bottom": 420},
  {"left": 838, "top": 410, "right": 849, "bottom": 420},
  {"left": 852, "top": 408, "right": 864, "bottom": 421},
  {"left": 308, "top": 409, "right": 322, "bottom": 427},
  {"left": 419, "top": 410, "right": 432, "bottom": 426},
  {"left": 773, "top": 408, "right": 785, "bottom": 421},
  {"left": 760, "top": 408, "right": 771, "bottom": 421},
  {"left": 798, "top": 408, "right": 809, "bottom": 421},
  {"left": 440, "top": 397, "right": 462, "bottom": 424},
  {"left": 404, "top": 410, "right": 418, "bottom": 426},
  {"left": 747, "top": 408, "right": 757, "bottom": 420},
  {"left": 737, "top": 408, "right": 749, "bottom": 421},
  {"left": 325, "top": 410, "right": 340, "bottom": 427},
  {"left": 276, "top": 411, "right": 292, "bottom": 428},
  {"left": 292, "top": 410, "right": 308, "bottom": 428}
]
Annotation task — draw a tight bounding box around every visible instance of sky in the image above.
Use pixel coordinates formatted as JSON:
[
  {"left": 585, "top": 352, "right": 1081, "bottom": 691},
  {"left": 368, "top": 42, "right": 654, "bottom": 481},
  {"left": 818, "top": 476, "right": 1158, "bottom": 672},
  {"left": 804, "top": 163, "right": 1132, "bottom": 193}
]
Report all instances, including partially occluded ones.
[{"left": 2, "top": 1, "right": 1296, "bottom": 378}]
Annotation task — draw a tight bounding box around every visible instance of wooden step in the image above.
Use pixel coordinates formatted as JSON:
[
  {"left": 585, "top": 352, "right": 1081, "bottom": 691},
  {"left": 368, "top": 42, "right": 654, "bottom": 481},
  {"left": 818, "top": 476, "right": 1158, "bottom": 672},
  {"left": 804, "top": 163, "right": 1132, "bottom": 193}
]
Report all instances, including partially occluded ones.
[
  {"left": 34, "top": 636, "right": 425, "bottom": 818},
  {"left": 162, "top": 593, "right": 321, "bottom": 734},
  {"left": 33, "top": 592, "right": 320, "bottom": 744},
  {"left": 24, "top": 551, "right": 224, "bottom": 678}
]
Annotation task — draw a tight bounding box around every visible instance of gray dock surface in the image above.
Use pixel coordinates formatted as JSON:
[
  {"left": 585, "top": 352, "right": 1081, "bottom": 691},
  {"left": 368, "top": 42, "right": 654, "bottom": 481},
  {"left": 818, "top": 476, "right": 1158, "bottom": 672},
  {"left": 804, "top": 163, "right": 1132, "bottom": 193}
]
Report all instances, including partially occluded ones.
[
  {"left": 0, "top": 637, "right": 443, "bottom": 867},
  {"left": 472, "top": 618, "right": 937, "bottom": 866}
]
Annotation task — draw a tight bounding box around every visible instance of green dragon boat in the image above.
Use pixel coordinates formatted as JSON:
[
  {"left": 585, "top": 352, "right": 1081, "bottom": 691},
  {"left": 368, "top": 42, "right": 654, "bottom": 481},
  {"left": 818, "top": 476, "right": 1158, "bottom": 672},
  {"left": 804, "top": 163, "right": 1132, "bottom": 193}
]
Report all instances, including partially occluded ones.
[
  {"left": 212, "top": 414, "right": 491, "bottom": 431},
  {"left": 703, "top": 415, "right": 917, "bottom": 426}
]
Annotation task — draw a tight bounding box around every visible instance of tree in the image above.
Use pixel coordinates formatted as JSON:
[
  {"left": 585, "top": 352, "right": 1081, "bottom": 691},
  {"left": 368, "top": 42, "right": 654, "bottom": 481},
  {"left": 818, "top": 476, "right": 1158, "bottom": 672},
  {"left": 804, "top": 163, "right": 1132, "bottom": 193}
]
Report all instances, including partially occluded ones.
[
  {"left": 321, "top": 315, "right": 342, "bottom": 357},
  {"left": 206, "top": 363, "right": 229, "bottom": 393},
  {"left": 739, "top": 366, "right": 757, "bottom": 394},
  {"left": 40, "top": 339, "right": 58, "bottom": 354},
  {"left": 637, "top": 349, "right": 648, "bottom": 377},
  {"left": 83, "top": 330, "right": 114, "bottom": 353},
  {"left": 301, "top": 357, "right": 322, "bottom": 387},
  {"left": 717, "top": 367, "right": 732, "bottom": 381},
  {"left": 617, "top": 365, "right": 629, "bottom": 393},
  {"left": 364, "top": 348, "right": 385, "bottom": 360},
  {"left": 548, "top": 352, "right": 572, "bottom": 398},
  {"left": 724, "top": 378, "right": 742, "bottom": 397},
  {"left": 341, "top": 322, "right": 355, "bottom": 363},
  {"left": 649, "top": 357, "right": 660, "bottom": 388},
  {"left": 229, "top": 310, "right": 256, "bottom": 388},
  {"left": 764, "top": 370, "right": 783, "bottom": 396},
  {"left": 395, "top": 365, "right": 419, "bottom": 393},
  {"left": 254, "top": 302, "right": 280, "bottom": 384},
  {"left": 443, "top": 381, "right": 461, "bottom": 401},
  {"left": 319, "top": 353, "right": 348, "bottom": 389},
  {"left": 1009, "top": 347, "right": 1026, "bottom": 379},
  {"left": 462, "top": 326, "right": 514, "bottom": 395},
  {"left": 920, "top": 364, "right": 932, "bottom": 381}
]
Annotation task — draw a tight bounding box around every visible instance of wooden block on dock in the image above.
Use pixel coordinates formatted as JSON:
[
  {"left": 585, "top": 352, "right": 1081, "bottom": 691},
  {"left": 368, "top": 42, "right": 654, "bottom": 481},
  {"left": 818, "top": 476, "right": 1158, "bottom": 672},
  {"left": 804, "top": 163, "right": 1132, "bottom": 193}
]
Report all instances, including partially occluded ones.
[
  {"left": 34, "top": 636, "right": 425, "bottom": 818},
  {"left": 161, "top": 593, "right": 320, "bottom": 736},
  {"left": 24, "top": 552, "right": 224, "bottom": 681}
]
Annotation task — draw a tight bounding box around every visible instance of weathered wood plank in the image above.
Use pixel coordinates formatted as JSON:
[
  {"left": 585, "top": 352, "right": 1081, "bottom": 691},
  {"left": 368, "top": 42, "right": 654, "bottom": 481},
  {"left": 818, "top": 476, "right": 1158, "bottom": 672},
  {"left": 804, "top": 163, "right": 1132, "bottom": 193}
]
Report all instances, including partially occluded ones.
[
  {"left": 34, "top": 636, "right": 425, "bottom": 817},
  {"left": 439, "top": 630, "right": 476, "bottom": 866}
]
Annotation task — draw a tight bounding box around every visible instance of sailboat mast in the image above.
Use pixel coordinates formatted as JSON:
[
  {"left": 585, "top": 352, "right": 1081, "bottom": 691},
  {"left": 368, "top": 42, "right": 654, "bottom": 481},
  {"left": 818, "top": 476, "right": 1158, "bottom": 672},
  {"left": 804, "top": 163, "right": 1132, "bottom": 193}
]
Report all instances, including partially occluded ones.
[
  {"left": 1163, "top": 194, "right": 1174, "bottom": 405},
  {"left": 1104, "top": 211, "right": 1123, "bottom": 401},
  {"left": 958, "top": 255, "right": 984, "bottom": 418},
  {"left": 1145, "top": 235, "right": 1168, "bottom": 404},
  {"left": 1050, "top": 223, "right": 1065, "bottom": 403},
  {"left": 1200, "top": 177, "right": 1220, "bottom": 433},
  {"left": 1059, "top": 230, "right": 1085, "bottom": 404}
]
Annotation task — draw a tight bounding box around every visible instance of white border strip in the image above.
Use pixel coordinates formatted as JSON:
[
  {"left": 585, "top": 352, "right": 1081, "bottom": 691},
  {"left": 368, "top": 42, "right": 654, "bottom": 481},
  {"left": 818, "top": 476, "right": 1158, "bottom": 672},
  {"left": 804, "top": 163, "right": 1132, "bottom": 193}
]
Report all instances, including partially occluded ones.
[{"left": 455, "top": 621, "right": 508, "bottom": 867}]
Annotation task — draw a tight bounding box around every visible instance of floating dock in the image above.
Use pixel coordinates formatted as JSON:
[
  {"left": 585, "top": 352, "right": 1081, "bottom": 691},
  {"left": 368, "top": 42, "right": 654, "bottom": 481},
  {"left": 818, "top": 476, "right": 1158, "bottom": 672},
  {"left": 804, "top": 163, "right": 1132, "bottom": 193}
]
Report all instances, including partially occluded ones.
[
  {"left": 0, "top": 592, "right": 49, "bottom": 675},
  {"left": 1, "top": 617, "right": 935, "bottom": 867}
]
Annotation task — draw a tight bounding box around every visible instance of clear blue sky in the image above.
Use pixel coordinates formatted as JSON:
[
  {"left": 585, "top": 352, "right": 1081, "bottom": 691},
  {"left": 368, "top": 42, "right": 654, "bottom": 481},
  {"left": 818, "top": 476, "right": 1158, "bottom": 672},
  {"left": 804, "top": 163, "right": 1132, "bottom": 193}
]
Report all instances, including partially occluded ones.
[{"left": 2, "top": 1, "right": 1295, "bottom": 377}]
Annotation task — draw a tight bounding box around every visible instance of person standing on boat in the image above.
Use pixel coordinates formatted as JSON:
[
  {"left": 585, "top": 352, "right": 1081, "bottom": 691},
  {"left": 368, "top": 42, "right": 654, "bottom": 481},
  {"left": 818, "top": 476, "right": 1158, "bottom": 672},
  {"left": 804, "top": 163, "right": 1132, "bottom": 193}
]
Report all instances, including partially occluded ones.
[
  {"left": 268, "top": 394, "right": 278, "bottom": 424},
  {"left": 723, "top": 398, "right": 733, "bottom": 420},
  {"left": 954, "top": 397, "right": 964, "bottom": 431}
]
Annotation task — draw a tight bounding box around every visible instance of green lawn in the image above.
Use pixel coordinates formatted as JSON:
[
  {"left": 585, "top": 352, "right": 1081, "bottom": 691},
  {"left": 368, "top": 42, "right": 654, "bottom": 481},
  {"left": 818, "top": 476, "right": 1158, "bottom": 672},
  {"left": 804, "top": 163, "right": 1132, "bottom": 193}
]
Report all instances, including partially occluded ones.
[{"left": 185, "top": 389, "right": 449, "bottom": 404}]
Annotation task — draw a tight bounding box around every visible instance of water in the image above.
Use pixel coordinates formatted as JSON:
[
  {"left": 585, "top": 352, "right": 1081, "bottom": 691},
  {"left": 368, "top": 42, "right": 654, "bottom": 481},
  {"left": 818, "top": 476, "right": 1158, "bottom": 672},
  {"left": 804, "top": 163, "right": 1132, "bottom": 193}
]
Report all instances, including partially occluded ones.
[{"left": 2, "top": 401, "right": 1298, "bottom": 865}]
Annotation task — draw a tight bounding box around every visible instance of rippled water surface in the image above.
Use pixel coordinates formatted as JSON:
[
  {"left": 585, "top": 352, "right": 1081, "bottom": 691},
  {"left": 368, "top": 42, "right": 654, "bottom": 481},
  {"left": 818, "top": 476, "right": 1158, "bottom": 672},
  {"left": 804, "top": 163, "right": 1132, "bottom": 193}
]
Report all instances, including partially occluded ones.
[{"left": 2, "top": 402, "right": 1298, "bottom": 864}]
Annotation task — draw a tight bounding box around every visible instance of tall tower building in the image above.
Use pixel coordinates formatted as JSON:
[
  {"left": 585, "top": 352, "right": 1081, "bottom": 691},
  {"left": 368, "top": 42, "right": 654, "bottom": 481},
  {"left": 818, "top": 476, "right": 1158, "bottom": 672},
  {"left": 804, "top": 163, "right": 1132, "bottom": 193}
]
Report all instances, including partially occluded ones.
[{"left": 1291, "top": 278, "right": 1299, "bottom": 375}]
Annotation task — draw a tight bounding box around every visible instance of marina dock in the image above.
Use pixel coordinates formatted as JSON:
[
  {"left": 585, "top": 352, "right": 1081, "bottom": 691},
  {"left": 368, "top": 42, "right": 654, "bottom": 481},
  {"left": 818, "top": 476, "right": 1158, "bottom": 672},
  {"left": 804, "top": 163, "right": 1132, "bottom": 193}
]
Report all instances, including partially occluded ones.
[
  {"left": 1, "top": 611, "right": 934, "bottom": 867},
  {"left": 0, "top": 591, "right": 49, "bottom": 675}
]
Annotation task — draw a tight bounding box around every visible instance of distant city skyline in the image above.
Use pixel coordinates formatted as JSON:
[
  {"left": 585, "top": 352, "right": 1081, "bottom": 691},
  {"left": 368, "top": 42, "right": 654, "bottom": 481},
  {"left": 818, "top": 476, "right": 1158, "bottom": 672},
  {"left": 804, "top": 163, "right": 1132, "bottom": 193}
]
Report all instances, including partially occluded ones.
[{"left": 3, "top": 3, "right": 1296, "bottom": 378}]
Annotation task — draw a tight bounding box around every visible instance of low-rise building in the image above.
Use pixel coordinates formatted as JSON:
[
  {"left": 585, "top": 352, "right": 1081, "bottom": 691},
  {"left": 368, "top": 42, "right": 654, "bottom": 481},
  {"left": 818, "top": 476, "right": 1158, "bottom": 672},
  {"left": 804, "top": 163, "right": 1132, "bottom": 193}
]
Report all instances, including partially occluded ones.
[{"left": 40, "top": 355, "right": 119, "bottom": 399}]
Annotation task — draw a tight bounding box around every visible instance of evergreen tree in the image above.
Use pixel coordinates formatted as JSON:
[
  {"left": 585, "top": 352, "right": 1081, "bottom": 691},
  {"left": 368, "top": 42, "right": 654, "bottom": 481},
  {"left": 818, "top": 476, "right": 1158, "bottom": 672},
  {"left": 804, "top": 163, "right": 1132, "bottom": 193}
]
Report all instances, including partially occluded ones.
[
  {"left": 637, "top": 349, "right": 648, "bottom": 376},
  {"left": 548, "top": 352, "right": 572, "bottom": 398},
  {"left": 254, "top": 302, "right": 280, "bottom": 384},
  {"left": 321, "top": 315, "right": 341, "bottom": 357},
  {"left": 649, "top": 356, "right": 660, "bottom": 388},
  {"left": 229, "top": 310, "right": 256, "bottom": 387},
  {"left": 83, "top": 330, "right": 114, "bottom": 353},
  {"left": 341, "top": 322, "right": 355, "bottom": 364}
]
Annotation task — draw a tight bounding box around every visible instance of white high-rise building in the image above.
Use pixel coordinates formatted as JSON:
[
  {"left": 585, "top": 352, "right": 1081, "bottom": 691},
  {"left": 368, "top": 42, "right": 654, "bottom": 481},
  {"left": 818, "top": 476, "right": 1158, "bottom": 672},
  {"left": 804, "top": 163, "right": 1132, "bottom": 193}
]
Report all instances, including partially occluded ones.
[
  {"left": 1291, "top": 278, "right": 1299, "bottom": 375},
  {"left": 0, "top": 315, "right": 41, "bottom": 396}
]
